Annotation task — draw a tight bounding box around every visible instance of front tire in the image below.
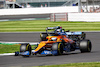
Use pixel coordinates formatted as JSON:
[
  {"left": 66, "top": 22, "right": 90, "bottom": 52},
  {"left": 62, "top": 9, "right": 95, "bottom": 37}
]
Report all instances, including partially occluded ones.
[
  {"left": 52, "top": 43, "right": 63, "bottom": 56},
  {"left": 20, "top": 43, "right": 31, "bottom": 57},
  {"left": 80, "top": 40, "right": 92, "bottom": 53}
]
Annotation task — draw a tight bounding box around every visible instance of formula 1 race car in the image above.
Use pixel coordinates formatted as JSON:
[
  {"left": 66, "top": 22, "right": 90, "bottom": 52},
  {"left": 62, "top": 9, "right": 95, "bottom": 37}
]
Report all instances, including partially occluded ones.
[{"left": 15, "top": 26, "right": 92, "bottom": 57}]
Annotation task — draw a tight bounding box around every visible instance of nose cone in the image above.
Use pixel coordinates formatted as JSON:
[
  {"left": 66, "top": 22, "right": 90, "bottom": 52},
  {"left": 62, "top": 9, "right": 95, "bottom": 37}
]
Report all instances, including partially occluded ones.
[{"left": 35, "top": 41, "right": 46, "bottom": 52}]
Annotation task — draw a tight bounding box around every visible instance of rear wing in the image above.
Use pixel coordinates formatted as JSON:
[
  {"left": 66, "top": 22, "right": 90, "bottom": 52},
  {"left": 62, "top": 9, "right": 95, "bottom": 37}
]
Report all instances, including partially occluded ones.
[
  {"left": 66, "top": 32, "right": 83, "bottom": 36},
  {"left": 66, "top": 32, "right": 86, "bottom": 40},
  {"left": 46, "top": 26, "right": 60, "bottom": 32}
]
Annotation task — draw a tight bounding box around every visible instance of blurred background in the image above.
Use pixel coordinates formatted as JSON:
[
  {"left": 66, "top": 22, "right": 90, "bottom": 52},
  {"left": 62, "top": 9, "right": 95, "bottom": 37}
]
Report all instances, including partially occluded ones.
[{"left": 0, "top": 0, "right": 99, "bottom": 13}]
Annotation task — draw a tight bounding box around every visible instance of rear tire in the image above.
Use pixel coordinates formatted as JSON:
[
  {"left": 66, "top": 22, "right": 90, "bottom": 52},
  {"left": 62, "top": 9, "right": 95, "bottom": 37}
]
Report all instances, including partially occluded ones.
[
  {"left": 20, "top": 43, "right": 31, "bottom": 57},
  {"left": 52, "top": 43, "right": 63, "bottom": 56},
  {"left": 80, "top": 40, "right": 92, "bottom": 53},
  {"left": 40, "top": 33, "right": 48, "bottom": 41}
]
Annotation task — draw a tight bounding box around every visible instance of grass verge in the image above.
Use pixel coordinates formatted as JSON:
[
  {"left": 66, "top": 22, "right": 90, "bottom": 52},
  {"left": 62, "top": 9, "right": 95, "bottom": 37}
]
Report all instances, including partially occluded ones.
[
  {"left": 34, "top": 62, "right": 100, "bottom": 67},
  {"left": 0, "top": 20, "right": 100, "bottom": 32},
  {"left": 0, "top": 44, "right": 20, "bottom": 54},
  {"left": 0, "top": 44, "right": 36, "bottom": 54}
]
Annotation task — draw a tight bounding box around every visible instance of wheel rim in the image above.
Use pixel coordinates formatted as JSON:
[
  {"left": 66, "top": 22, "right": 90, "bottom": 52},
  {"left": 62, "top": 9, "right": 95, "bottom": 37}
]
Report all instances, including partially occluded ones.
[
  {"left": 58, "top": 43, "right": 63, "bottom": 55},
  {"left": 87, "top": 41, "right": 91, "bottom": 52}
]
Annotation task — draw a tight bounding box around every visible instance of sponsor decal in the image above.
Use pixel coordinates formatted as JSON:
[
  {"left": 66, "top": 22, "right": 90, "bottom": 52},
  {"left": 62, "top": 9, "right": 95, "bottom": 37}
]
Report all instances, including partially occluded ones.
[{"left": 41, "top": 50, "right": 52, "bottom": 55}]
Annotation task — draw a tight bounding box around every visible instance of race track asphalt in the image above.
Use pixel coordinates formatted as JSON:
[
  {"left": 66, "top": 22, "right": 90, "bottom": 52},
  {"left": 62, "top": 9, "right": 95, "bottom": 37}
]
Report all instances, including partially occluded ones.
[
  {"left": 0, "top": 32, "right": 100, "bottom": 67},
  {"left": 0, "top": 14, "right": 50, "bottom": 20}
]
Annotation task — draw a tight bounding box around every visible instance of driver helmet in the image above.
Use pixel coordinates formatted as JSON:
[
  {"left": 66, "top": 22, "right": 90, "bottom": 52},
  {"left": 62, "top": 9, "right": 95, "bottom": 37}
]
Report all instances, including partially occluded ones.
[{"left": 57, "top": 29, "right": 61, "bottom": 32}]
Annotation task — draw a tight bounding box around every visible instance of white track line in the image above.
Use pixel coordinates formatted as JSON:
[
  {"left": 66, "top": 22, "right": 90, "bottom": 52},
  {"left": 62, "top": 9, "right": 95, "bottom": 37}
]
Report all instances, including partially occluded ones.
[
  {"left": 0, "top": 41, "right": 39, "bottom": 45},
  {"left": 0, "top": 32, "right": 41, "bottom": 33},
  {"left": 0, "top": 19, "right": 9, "bottom": 21},
  {"left": 0, "top": 53, "right": 15, "bottom": 56}
]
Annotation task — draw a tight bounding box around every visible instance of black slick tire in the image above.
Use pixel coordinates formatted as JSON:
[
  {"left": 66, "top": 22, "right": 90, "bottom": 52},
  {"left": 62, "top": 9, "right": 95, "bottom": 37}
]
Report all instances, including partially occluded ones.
[
  {"left": 20, "top": 43, "right": 31, "bottom": 57},
  {"left": 80, "top": 40, "right": 92, "bottom": 53},
  {"left": 52, "top": 42, "right": 63, "bottom": 56}
]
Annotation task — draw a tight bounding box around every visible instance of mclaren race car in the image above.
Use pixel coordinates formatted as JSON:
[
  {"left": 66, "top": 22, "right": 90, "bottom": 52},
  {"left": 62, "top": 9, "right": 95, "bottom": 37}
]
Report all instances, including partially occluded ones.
[{"left": 15, "top": 26, "right": 92, "bottom": 57}]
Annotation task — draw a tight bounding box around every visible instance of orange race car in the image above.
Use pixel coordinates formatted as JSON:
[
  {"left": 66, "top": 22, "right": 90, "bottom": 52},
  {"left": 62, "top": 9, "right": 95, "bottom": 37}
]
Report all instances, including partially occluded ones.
[{"left": 15, "top": 26, "right": 92, "bottom": 57}]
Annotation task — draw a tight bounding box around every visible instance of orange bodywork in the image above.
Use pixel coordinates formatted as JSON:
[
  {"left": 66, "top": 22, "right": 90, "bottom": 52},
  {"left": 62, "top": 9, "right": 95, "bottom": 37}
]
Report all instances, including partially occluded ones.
[{"left": 35, "top": 35, "right": 74, "bottom": 52}]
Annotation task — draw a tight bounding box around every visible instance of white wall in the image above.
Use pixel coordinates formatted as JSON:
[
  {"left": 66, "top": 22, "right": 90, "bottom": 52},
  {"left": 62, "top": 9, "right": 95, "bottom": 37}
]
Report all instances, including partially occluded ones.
[
  {"left": 0, "top": 6, "right": 78, "bottom": 16},
  {"left": 1, "top": 6, "right": 100, "bottom": 22},
  {"left": 68, "top": 13, "right": 100, "bottom": 22}
]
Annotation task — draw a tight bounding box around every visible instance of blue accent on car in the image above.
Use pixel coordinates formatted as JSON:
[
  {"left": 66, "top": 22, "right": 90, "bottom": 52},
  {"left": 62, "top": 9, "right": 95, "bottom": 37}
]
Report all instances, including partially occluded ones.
[
  {"left": 52, "top": 50, "right": 58, "bottom": 55},
  {"left": 64, "top": 44, "right": 71, "bottom": 52},
  {"left": 57, "top": 32, "right": 66, "bottom": 35},
  {"left": 15, "top": 52, "right": 19, "bottom": 54},
  {"left": 15, "top": 51, "right": 19, "bottom": 56},
  {"left": 21, "top": 51, "right": 30, "bottom": 55},
  {"left": 75, "top": 47, "right": 80, "bottom": 49},
  {"left": 41, "top": 50, "right": 52, "bottom": 55},
  {"left": 66, "top": 32, "right": 82, "bottom": 35}
]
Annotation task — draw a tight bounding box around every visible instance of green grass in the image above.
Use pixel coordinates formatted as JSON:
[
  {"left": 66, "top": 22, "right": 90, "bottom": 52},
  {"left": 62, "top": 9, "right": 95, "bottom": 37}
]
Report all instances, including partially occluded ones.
[
  {"left": 34, "top": 62, "right": 100, "bottom": 67},
  {"left": 0, "top": 20, "right": 100, "bottom": 32},
  {"left": 0, "top": 44, "right": 36, "bottom": 54},
  {"left": 0, "top": 44, "right": 20, "bottom": 54}
]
